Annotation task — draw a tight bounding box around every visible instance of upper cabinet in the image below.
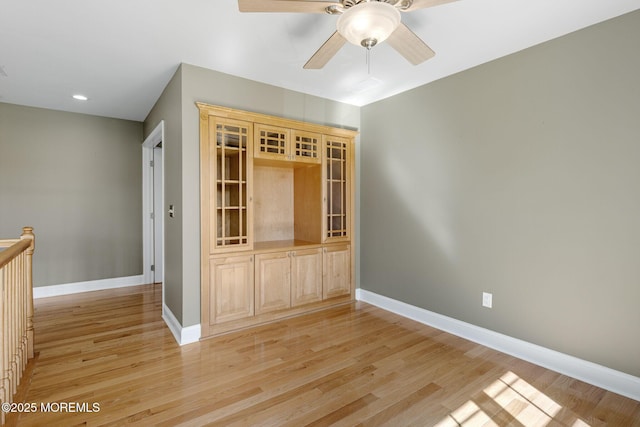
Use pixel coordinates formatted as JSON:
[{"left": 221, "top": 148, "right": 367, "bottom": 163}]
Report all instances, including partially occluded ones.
[
  {"left": 254, "top": 124, "right": 321, "bottom": 164},
  {"left": 254, "top": 124, "right": 289, "bottom": 161},
  {"left": 323, "top": 135, "right": 351, "bottom": 242},
  {"left": 200, "top": 114, "right": 253, "bottom": 254},
  {"left": 291, "top": 130, "right": 321, "bottom": 164}
]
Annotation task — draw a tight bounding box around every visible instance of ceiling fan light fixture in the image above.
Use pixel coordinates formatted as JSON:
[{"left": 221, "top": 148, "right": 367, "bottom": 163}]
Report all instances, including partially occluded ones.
[{"left": 337, "top": 1, "right": 401, "bottom": 49}]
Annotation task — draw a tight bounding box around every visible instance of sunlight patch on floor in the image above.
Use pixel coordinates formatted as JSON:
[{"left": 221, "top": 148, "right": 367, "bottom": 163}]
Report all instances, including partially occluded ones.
[
  {"left": 436, "top": 371, "right": 592, "bottom": 426},
  {"left": 434, "top": 400, "right": 497, "bottom": 426},
  {"left": 483, "top": 370, "right": 562, "bottom": 425}
]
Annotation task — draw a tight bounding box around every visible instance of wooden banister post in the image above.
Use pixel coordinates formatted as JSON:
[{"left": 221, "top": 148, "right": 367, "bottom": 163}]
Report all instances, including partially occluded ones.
[{"left": 20, "top": 227, "right": 35, "bottom": 359}]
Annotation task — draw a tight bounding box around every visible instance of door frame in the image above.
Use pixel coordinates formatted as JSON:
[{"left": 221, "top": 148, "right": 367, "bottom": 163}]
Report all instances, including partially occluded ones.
[{"left": 142, "top": 121, "right": 165, "bottom": 296}]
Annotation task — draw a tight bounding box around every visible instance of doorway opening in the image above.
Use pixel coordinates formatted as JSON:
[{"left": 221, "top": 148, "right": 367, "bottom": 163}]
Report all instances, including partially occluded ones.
[{"left": 142, "top": 121, "right": 164, "bottom": 302}]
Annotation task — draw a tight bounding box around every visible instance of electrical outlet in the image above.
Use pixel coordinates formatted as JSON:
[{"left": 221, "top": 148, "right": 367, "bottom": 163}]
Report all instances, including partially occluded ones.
[{"left": 482, "top": 292, "right": 493, "bottom": 308}]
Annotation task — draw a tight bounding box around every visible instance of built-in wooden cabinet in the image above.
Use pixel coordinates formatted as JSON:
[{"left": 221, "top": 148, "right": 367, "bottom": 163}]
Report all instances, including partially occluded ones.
[
  {"left": 254, "top": 124, "right": 321, "bottom": 164},
  {"left": 323, "top": 136, "right": 351, "bottom": 242},
  {"left": 202, "top": 116, "right": 253, "bottom": 254},
  {"left": 291, "top": 248, "right": 323, "bottom": 307},
  {"left": 254, "top": 124, "right": 289, "bottom": 161},
  {"left": 292, "top": 130, "right": 321, "bottom": 164},
  {"left": 209, "top": 254, "right": 254, "bottom": 324},
  {"left": 323, "top": 244, "right": 351, "bottom": 299},
  {"left": 255, "top": 247, "right": 324, "bottom": 314},
  {"left": 255, "top": 251, "right": 291, "bottom": 314},
  {"left": 199, "top": 103, "right": 357, "bottom": 338}
]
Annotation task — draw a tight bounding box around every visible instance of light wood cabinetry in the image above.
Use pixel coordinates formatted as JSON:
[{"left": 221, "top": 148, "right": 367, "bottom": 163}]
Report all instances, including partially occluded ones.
[
  {"left": 291, "top": 248, "right": 323, "bottom": 307},
  {"left": 292, "top": 130, "right": 321, "bottom": 164},
  {"left": 323, "top": 136, "right": 351, "bottom": 242},
  {"left": 201, "top": 115, "right": 253, "bottom": 254},
  {"left": 209, "top": 255, "right": 254, "bottom": 324},
  {"left": 255, "top": 247, "right": 324, "bottom": 314},
  {"left": 254, "top": 124, "right": 289, "bottom": 161},
  {"left": 255, "top": 125, "right": 321, "bottom": 164},
  {"left": 199, "top": 103, "right": 357, "bottom": 338},
  {"left": 255, "top": 251, "right": 291, "bottom": 314},
  {"left": 323, "top": 244, "right": 351, "bottom": 299}
]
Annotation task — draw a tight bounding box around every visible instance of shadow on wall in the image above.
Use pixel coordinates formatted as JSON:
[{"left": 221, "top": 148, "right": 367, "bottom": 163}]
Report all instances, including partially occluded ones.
[{"left": 360, "top": 140, "right": 463, "bottom": 313}]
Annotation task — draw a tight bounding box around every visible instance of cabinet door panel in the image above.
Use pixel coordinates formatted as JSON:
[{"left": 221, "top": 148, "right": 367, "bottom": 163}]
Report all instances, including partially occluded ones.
[
  {"left": 291, "top": 248, "right": 323, "bottom": 307},
  {"left": 255, "top": 252, "right": 291, "bottom": 314},
  {"left": 255, "top": 124, "right": 290, "bottom": 161},
  {"left": 323, "top": 136, "right": 350, "bottom": 242},
  {"left": 211, "top": 255, "right": 254, "bottom": 323},
  {"left": 291, "top": 130, "right": 321, "bottom": 164},
  {"left": 323, "top": 244, "right": 351, "bottom": 299},
  {"left": 210, "top": 117, "right": 253, "bottom": 253}
]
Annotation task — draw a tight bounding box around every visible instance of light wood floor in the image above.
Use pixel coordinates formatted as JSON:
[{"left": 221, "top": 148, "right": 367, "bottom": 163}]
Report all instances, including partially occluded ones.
[{"left": 11, "top": 284, "right": 640, "bottom": 426}]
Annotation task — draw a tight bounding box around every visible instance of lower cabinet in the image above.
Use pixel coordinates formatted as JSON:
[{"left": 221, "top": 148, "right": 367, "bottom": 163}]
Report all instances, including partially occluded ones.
[
  {"left": 291, "top": 248, "right": 323, "bottom": 307},
  {"left": 206, "top": 244, "right": 350, "bottom": 337},
  {"left": 323, "top": 244, "right": 351, "bottom": 299},
  {"left": 255, "top": 248, "right": 323, "bottom": 314},
  {"left": 255, "top": 252, "right": 291, "bottom": 314},
  {"left": 210, "top": 255, "right": 254, "bottom": 324}
]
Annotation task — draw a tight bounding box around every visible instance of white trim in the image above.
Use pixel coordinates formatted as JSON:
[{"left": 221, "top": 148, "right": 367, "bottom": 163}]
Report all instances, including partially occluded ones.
[
  {"left": 141, "top": 146, "right": 154, "bottom": 285},
  {"left": 162, "top": 304, "right": 201, "bottom": 346},
  {"left": 357, "top": 289, "right": 640, "bottom": 402},
  {"left": 34, "top": 275, "right": 145, "bottom": 299},
  {"left": 142, "top": 121, "right": 165, "bottom": 301}
]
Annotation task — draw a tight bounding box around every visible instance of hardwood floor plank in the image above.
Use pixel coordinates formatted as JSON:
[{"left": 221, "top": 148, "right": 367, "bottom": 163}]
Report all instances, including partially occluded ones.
[{"left": 13, "top": 284, "right": 640, "bottom": 426}]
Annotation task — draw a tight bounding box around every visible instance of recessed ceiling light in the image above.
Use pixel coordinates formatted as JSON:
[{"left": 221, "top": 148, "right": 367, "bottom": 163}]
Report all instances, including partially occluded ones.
[{"left": 72, "top": 94, "right": 88, "bottom": 101}]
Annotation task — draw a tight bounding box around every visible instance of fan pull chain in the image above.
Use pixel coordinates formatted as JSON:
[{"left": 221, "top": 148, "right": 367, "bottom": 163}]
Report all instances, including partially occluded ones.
[{"left": 366, "top": 48, "right": 371, "bottom": 74}]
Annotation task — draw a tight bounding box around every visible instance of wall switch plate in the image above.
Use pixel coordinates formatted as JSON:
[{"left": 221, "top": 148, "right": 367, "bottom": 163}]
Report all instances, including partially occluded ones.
[{"left": 482, "top": 292, "right": 493, "bottom": 308}]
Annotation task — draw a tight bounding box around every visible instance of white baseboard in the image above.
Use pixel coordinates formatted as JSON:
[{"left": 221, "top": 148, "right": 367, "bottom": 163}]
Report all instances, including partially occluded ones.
[
  {"left": 356, "top": 288, "right": 640, "bottom": 402},
  {"left": 33, "top": 275, "right": 145, "bottom": 298},
  {"left": 162, "top": 303, "right": 201, "bottom": 346}
]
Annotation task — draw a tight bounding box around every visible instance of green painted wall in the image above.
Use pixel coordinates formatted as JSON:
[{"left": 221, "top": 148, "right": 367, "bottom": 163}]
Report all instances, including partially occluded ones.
[
  {"left": 361, "top": 11, "right": 640, "bottom": 377},
  {"left": 144, "top": 66, "right": 184, "bottom": 321},
  {"left": 0, "top": 103, "right": 143, "bottom": 287}
]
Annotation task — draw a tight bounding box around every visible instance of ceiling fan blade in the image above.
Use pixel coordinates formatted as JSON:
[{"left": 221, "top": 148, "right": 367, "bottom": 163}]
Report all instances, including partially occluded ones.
[
  {"left": 238, "top": 0, "right": 338, "bottom": 13},
  {"left": 402, "top": 0, "right": 458, "bottom": 12},
  {"left": 386, "top": 23, "right": 435, "bottom": 65},
  {"left": 303, "top": 31, "right": 346, "bottom": 69}
]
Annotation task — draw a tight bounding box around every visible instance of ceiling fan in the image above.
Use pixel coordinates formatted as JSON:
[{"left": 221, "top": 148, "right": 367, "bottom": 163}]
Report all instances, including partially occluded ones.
[{"left": 238, "top": 0, "right": 457, "bottom": 69}]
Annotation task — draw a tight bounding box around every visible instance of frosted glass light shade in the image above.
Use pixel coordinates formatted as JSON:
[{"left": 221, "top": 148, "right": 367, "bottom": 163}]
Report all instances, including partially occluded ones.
[{"left": 337, "top": 1, "right": 401, "bottom": 48}]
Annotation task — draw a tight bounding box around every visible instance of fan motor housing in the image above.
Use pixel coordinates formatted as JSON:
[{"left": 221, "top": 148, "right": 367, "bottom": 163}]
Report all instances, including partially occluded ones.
[{"left": 329, "top": 0, "right": 411, "bottom": 14}]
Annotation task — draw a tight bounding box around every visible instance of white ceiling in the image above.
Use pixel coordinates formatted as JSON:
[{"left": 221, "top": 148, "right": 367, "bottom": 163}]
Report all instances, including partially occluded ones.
[{"left": 1, "top": 0, "right": 638, "bottom": 122}]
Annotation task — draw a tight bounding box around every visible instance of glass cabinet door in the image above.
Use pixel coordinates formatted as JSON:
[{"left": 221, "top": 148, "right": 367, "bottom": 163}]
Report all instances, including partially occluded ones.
[
  {"left": 212, "top": 118, "right": 253, "bottom": 252},
  {"left": 291, "top": 130, "right": 321, "bottom": 164},
  {"left": 254, "top": 124, "right": 289, "bottom": 161},
  {"left": 323, "top": 136, "right": 350, "bottom": 242}
]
